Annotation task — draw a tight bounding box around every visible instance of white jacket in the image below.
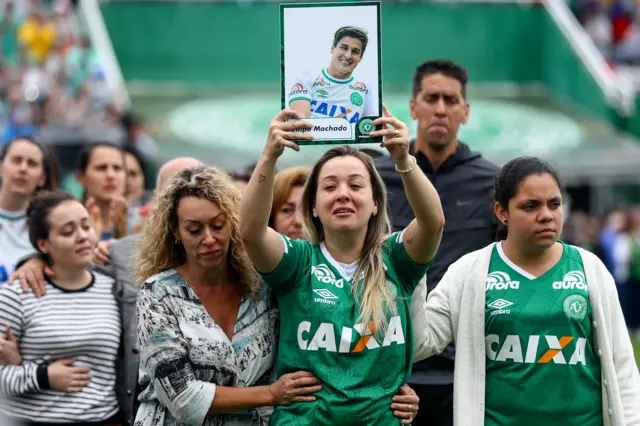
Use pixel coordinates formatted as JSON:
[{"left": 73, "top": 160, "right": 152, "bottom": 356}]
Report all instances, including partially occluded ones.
[{"left": 411, "top": 242, "right": 640, "bottom": 426}]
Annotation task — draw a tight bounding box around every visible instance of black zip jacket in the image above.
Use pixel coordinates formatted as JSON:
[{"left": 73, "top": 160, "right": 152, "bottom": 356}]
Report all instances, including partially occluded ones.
[{"left": 375, "top": 141, "right": 499, "bottom": 382}]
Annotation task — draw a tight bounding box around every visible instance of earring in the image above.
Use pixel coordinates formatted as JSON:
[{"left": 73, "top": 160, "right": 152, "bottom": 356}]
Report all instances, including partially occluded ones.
[
  {"left": 174, "top": 239, "right": 181, "bottom": 245},
  {"left": 313, "top": 211, "right": 318, "bottom": 218}
]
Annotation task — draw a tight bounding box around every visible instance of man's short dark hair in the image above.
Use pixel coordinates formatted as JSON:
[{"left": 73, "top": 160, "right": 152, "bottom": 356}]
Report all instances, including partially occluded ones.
[
  {"left": 412, "top": 59, "right": 468, "bottom": 99},
  {"left": 333, "top": 26, "right": 368, "bottom": 56}
]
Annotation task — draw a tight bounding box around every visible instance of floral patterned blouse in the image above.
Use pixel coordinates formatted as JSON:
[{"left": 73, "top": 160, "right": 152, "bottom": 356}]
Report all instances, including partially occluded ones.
[{"left": 134, "top": 269, "right": 279, "bottom": 426}]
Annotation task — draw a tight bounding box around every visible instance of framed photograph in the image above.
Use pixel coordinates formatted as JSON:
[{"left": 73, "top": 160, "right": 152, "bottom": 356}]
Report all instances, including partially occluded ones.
[{"left": 280, "top": 1, "right": 382, "bottom": 145}]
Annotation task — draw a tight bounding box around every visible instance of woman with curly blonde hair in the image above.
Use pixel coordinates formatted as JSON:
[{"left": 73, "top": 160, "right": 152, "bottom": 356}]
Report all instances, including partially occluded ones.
[{"left": 134, "top": 166, "right": 322, "bottom": 426}]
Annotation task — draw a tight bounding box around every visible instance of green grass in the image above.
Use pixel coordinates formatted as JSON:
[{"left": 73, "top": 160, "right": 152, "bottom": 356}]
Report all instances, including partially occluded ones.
[{"left": 633, "top": 336, "right": 640, "bottom": 368}]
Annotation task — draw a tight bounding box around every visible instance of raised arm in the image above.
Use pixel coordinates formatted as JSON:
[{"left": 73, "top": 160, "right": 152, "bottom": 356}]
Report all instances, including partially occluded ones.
[
  {"left": 239, "top": 109, "right": 313, "bottom": 274},
  {"left": 372, "top": 104, "right": 444, "bottom": 264},
  {"left": 290, "top": 100, "right": 311, "bottom": 118},
  {"left": 137, "top": 285, "right": 320, "bottom": 426}
]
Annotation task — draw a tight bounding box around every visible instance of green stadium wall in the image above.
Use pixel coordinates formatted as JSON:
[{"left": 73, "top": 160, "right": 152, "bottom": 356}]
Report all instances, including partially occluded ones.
[{"left": 101, "top": 1, "right": 621, "bottom": 125}]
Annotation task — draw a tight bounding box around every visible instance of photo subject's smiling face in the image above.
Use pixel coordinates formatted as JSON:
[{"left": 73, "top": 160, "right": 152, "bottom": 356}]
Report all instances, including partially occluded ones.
[{"left": 330, "top": 36, "right": 363, "bottom": 76}]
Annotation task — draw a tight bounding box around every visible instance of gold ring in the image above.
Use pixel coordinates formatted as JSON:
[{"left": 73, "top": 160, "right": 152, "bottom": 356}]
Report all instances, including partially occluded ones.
[{"left": 394, "top": 130, "right": 400, "bottom": 138}]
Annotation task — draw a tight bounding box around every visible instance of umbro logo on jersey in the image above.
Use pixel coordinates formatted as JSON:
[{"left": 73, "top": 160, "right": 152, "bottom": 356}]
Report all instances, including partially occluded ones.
[
  {"left": 313, "top": 288, "right": 338, "bottom": 305},
  {"left": 313, "top": 289, "right": 337, "bottom": 299},
  {"left": 552, "top": 271, "right": 588, "bottom": 290},
  {"left": 488, "top": 299, "right": 513, "bottom": 309},
  {"left": 487, "top": 299, "right": 513, "bottom": 316},
  {"left": 485, "top": 272, "right": 520, "bottom": 291},
  {"left": 297, "top": 316, "right": 405, "bottom": 353},
  {"left": 486, "top": 334, "right": 588, "bottom": 365},
  {"left": 311, "top": 264, "right": 345, "bottom": 288}
]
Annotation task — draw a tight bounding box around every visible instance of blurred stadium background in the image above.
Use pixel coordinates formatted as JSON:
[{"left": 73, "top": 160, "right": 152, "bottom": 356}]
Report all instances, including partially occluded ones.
[
  {"left": 98, "top": 0, "right": 640, "bottom": 212},
  {"left": 1, "top": 0, "right": 639, "bottom": 361}
]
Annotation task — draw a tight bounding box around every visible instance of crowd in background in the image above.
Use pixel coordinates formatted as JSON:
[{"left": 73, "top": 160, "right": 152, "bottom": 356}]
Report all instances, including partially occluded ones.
[
  {"left": 0, "top": 0, "right": 111, "bottom": 142},
  {"left": 575, "top": 0, "right": 640, "bottom": 64},
  {"left": 0, "top": 0, "right": 158, "bottom": 193},
  {"left": 564, "top": 207, "right": 640, "bottom": 332},
  {"left": 0, "top": 0, "right": 158, "bottom": 275}
]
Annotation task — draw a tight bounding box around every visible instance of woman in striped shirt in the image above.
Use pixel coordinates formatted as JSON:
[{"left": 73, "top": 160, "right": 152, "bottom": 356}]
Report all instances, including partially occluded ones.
[{"left": 0, "top": 190, "right": 122, "bottom": 425}]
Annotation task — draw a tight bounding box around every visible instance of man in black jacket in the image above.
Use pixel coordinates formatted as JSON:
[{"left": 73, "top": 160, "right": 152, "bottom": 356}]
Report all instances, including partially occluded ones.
[{"left": 375, "top": 59, "right": 499, "bottom": 426}]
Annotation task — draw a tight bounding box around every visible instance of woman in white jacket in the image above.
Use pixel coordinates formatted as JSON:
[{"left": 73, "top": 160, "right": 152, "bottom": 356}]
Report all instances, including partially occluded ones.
[{"left": 412, "top": 156, "right": 640, "bottom": 426}]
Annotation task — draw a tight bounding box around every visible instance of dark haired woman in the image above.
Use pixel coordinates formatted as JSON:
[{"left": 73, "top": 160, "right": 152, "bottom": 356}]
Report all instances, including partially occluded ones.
[
  {"left": 75, "top": 141, "right": 128, "bottom": 240},
  {"left": 412, "top": 156, "right": 640, "bottom": 425},
  {"left": 0, "top": 137, "right": 59, "bottom": 282},
  {"left": 122, "top": 145, "right": 153, "bottom": 234},
  {"left": 0, "top": 191, "right": 122, "bottom": 425}
]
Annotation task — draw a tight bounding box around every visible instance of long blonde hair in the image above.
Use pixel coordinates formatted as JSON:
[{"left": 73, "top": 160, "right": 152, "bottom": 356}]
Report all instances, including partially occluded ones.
[
  {"left": 297, "top": 146, "right": 394, "bottom": 335},
  {"left": 135, "top": 166, "right": 261, "bottom": 297}
]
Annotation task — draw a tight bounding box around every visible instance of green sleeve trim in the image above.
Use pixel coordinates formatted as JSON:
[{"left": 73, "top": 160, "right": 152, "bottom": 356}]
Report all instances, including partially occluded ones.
[{"left": 288, "top": 97, "right": 311, "bottom": 105}]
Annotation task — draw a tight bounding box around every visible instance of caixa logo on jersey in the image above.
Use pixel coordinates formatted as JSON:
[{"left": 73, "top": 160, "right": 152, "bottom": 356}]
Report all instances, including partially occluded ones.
[
  {"left": 486, "top": 334, "right": 588, "bottom": 365},
  {"left": 311, "top": 264, "right": 344, "bottom": 288},
  {"left": 485, "top": 272, "right": 520, "bottom": 291},
  {"left": 289, "top": 83, "right": 309, "bottom": 97},
  {"left": 310, "top": 100, "right": 361, "bottom": 124},
  {"left": 297, "top": 317, "right": 405, "bottom": 353},
  {"left": 349, "top": 82, "right": 369, "bottom": 94}
]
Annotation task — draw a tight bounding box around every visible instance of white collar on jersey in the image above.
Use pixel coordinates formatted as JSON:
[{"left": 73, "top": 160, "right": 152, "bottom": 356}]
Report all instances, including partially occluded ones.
[
  {"left": 497, "top": 241, "right": 538, "bottom": 280},
  {"left": 320, "top": 242, "right": 358, "bottom": 281}
]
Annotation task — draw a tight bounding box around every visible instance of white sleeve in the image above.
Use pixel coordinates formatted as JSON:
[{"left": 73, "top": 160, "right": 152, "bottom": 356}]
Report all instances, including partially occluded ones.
[
  {"left": 363, "top": 83, "right": 379, "bottom": 117},
  {"left": 411, "top": 270, "right": 456, "bottom": 362},
  {"left": 286, "top": 70, "right": 313, "bottom": 106}
]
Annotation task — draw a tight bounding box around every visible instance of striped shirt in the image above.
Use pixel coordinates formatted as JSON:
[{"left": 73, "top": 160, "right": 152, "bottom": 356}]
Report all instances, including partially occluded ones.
[{"left": 0, "top": 272, "right": 121, "bottom": 423}]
